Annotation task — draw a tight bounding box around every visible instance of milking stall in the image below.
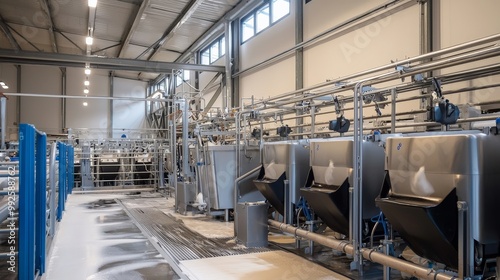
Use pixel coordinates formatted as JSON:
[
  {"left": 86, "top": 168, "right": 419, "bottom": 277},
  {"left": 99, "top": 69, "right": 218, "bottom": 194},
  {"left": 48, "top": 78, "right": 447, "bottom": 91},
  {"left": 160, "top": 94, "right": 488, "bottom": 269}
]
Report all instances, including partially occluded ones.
[{"left": 0, "top": 0, "right": 499, "bottom": 279}]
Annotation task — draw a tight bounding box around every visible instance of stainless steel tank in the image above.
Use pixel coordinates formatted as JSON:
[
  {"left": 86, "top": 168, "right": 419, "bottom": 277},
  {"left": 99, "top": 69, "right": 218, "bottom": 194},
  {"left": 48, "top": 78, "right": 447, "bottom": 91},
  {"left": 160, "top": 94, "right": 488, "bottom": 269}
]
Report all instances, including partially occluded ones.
[
  {"left": 253, "top": 139, "right": 309, "bottom": 224},
  {"left": 198, "top": 144, "right": 260, "bottom": 210},
  {"left": 376, "top": 131, "right": 500, "bottom": 269},
  {"left": 300, "top": 138, "right": 385, "bottom": 236}
]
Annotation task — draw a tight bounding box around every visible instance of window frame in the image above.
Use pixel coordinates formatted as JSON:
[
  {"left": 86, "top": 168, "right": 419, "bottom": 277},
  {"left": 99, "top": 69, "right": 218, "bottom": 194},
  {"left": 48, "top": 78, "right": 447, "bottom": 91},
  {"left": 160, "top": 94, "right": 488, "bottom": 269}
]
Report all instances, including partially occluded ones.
[
  {"left": 200, "top": 35, "right": 226, "bottom": 65},
  {"left": 240, "top": 0, "right": 291, "bottom": 44}
]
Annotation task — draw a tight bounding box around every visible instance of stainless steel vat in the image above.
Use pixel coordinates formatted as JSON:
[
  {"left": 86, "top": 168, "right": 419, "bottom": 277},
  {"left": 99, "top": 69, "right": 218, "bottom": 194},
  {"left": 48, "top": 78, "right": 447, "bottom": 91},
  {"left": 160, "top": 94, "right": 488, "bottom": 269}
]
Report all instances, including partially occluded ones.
[
  {"left": 300, "top": 138, "right": 385, "bottom": 236},
  {"left": 198, "top": 144, "right": 260, "bottom": 210},
  {"left": 253, "top": 139, "right": 310, "bottom": 224},
  {"left": 376, "top": 131, "right": 500, "bottom": 269}
]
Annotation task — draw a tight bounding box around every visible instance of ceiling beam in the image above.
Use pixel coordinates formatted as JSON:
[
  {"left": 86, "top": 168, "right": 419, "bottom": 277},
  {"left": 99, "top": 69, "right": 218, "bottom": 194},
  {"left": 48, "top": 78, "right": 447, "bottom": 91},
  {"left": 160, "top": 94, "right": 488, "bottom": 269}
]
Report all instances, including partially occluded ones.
[
  {"left": 138, "top": 0, "right": 205, "bottom": 61},
  {"left": 118, "top": 0, "right": 151, "bottom": 58},
  {"left": 0, "top": 49, "right": 225, "bottom": 73},
  {"left": 38, "top": 0, "right": 58, "bottom": 52},
  {"left": 0, "top": 15, "right": 21, "bottom": 51}
]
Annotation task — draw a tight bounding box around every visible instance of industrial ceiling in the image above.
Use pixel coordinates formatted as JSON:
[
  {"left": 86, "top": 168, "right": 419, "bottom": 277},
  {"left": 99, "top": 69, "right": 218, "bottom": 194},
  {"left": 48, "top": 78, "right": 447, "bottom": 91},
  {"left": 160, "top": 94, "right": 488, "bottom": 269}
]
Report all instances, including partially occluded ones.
[{"left": 0, "top": 0, "right": 242, "bottom": 81}]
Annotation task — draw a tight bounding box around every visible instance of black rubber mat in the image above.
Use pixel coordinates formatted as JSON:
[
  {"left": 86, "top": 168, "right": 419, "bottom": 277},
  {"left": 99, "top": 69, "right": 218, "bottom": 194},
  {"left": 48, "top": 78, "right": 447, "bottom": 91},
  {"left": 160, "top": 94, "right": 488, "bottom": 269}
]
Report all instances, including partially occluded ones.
[{"left": 118, "top": 200, "right": 272, "bottom": 263}]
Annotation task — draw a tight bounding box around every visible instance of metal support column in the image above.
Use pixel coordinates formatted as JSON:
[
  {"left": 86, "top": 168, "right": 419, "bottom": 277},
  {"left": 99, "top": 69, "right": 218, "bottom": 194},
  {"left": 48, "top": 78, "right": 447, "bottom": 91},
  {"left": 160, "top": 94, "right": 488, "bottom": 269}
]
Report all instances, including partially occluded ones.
[
  {"left": 16, "top": 65, "right": 21, "bottom": 126},
  {"left": 109, "top": 72, "right": 114, "bottom": 138},
  {"left": 180, "top": 99, "right": 191, "bottom": 180},
  {"left": 231, "top": 19, "right": 240, "bottom": 108},
  {"left": 60, "top": 67, "right": 66, "bottom": 132},
  {"left": 224, "top": 21, "right": 232, "bottom": 111},
  {"left": 352, "top": 82, "right": 365, "bottom": 274},
  {"left": 295, "top": 0, "right": 304, "bottom": 138}
]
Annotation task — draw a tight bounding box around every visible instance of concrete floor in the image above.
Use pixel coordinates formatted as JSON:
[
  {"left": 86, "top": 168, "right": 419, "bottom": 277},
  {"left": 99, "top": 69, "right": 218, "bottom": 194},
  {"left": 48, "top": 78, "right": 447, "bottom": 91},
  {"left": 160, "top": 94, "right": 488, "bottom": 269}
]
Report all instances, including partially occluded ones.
[
  {"left": 42, "top": 194, "right": 179, "bottom": 280},
  {"left": 40, "top": 192, "right": 351, "bottom": 280}
]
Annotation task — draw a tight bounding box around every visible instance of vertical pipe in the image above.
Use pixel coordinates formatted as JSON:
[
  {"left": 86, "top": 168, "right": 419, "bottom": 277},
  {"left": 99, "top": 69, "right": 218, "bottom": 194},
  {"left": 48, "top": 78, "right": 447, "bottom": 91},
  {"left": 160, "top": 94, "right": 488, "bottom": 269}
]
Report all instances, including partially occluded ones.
[
  {"left": 181, "top": 99, "right": 190, "bottom": 179},
  {"left": 16, "top": 65, "right": 21, "bottom": 126},
  {"left": 19, "top": 123, "right": 36, "bottom": 280},
  {"left": 1, "top": 97, "right": 6, "bottom": 149},
  {"left": 283, "top": 179, "right": 290, "bottom": 225},
  {"left": 352, "top": 82, "right": 365, "bottom": 274},
  {"left": 60, "top": 67, "right": 66, "bottom": 132},
  {"left": 310, "top": 106, "right": 316, "bottom": 138},
  {"left": 391, "top": 89, "right": 396, "bottom": 133},
  {"left": 35, "top": 131, "right": 47, "bottom": 274},
  {"left": 158, "top": 141, "right": 164, "bottom": 191},
  {"left": 457, "top": 201, "right": 467, "bottom": 279},
  {"left": 109, "top": 72, "right": 114, "bottom": 138}
]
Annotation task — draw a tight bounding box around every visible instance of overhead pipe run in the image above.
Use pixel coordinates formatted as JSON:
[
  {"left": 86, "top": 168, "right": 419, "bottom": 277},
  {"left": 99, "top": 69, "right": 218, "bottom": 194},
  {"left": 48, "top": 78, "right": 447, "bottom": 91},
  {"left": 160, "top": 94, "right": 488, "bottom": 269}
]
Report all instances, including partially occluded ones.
[{"left": 268, "top": 220, "right": 458, "bottom": 280}]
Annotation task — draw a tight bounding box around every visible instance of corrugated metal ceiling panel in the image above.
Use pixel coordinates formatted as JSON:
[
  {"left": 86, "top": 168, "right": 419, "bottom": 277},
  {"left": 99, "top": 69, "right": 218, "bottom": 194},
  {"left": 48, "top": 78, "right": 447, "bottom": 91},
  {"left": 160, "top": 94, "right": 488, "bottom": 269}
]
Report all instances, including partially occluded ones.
[
  {"left": 0, "top": 0, "right": 45, "bottom": 26},
  {"left": 48, "top": 0, "right": 88, "bottom": 37},
  {"left": 152, "top": 50, "right": 181, "bottom": 62},
  {"left": 8, "top": 23, "right": 52, "bottom": 50},
  {"left": 94, "top": 0, "right": 138, "bottom": 42},
  {"left": 195, "top": 0, "right": 239, "bottom": 22},
  {"left": 130, "top": 12, "right": 176, "bottom": 46},
  {"left": 149, "top": 0, "right": 190, "bottom": 15}
]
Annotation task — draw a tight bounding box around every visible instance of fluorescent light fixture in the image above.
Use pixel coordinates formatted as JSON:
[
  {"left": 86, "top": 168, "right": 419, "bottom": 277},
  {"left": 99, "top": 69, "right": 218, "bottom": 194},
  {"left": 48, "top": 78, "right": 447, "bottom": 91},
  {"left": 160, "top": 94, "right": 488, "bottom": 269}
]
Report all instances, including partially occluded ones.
[
  {"left": 84, "top": 89, "right": 89, "bottom": 94},
  {"left": 2, "top": 85, "right": 8, "bottom": 89},
  {"left": 84, "top": 80, "right": 90, "bottom": 86},
  {"left": 83, "top": 101, "right": 88, "bottom": 107},
  {"left": 0, "top": 81, "right": 5, "bottom": 86},
  {"left": 84, "top": 68, "right": 91, "bottom": 75},
  {"left": 88, "top": 0, "right": 97, "bottom": 8},
  {"left": 86, "top": 36, "right": 93, "bottom": 45}
]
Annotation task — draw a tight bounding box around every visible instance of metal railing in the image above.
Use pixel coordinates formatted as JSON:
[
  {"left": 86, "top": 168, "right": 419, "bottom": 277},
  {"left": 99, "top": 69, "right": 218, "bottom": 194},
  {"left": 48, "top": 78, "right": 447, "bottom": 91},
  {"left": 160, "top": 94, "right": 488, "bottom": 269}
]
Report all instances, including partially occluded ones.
[{"left": 18, "top": 124, "right": 73, "bottom": 280}]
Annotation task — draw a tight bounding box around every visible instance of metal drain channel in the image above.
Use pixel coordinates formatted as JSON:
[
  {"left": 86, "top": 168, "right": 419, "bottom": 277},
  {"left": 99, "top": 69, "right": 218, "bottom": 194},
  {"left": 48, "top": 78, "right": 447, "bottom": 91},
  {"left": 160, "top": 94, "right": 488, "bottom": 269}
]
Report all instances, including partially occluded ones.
[{"left": 118, "top": 199, "right": 272, "bottom": 263}]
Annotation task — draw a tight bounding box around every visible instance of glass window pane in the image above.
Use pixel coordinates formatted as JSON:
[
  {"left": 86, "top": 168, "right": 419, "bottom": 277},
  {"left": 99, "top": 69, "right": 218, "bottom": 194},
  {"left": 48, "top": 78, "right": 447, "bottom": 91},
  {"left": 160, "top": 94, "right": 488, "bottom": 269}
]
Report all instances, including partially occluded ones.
[
  {"left": 256, "top": 4, "right": 270, "bottom": 33},
  {"left": 272, "top": 0, "right": 290, "bottom": 23},
  {"left": 184, "top": 70, "right": 190, "bottom": 81},
  {"left": 220, "top": 36, "right": 225, "bottom": 56},
  {"left": 242, "top": 15, "right": 254, "bottom": 42},
  {"left": 201, "top": 49, "right": 210, "bottom": 65},
  {"left": 210, "top": 42, "right": 219, "bottom": 63},
  {"left": 176, "top": 71, "right": 184, "bottom": 87}
]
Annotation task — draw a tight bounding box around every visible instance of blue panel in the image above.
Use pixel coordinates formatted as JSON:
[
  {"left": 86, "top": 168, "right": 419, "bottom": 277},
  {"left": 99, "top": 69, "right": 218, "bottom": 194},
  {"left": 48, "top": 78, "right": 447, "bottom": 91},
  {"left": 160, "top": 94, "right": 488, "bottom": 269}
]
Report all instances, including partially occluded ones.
[
  {"left": 35, "top": 133, "right": 47, "bottom": 274},
  {"left": 68, "top": 146, "right": 74, "bottom": 194},
  {"left": 57, "top": 143, "right": 66, "bottom": 221},
  {"left": 19, "top": 124, "right": 36, "bottom": 280}
]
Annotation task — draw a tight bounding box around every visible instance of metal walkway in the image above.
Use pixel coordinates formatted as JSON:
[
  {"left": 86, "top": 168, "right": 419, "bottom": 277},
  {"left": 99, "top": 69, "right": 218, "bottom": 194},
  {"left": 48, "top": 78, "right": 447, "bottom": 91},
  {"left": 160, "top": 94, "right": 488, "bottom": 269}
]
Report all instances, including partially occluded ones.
[{"left": 118, "top": 200, "right": 272, "bottom": 262}]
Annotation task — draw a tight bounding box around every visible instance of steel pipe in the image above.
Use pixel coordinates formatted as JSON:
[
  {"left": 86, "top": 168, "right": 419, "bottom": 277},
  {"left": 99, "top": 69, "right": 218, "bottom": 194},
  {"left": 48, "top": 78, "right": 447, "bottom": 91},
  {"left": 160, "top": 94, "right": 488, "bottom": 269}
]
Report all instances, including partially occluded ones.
[
  {"left": 71, "top": 188, "right": 155, "bottom": 194},
  {"left": 245, "top": 33, "right": 500, "bottom": 107},
  {"left": 268, "top": 220, "right": 458, "bottom": 280}
]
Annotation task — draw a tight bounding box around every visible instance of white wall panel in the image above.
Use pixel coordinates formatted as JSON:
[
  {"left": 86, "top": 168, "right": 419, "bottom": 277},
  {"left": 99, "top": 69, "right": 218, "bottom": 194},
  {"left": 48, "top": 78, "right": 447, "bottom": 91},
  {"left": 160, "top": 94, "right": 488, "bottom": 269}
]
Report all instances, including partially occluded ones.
[
  {"left": 112, "top": 77, "right": 147, "bottom": 137},
  {"left": 303, "top": 0, "right": 387, "bottom": 42},
  {"left": 20, "top": 65, "right": 62, "bottom": 134},
  {"left": 0, "top": 64, "right": 19, "bottom": 140},
  {"left": 303, "top": 4, "right": 420, "bottom": 86},
  {"left": 66, "top": 67, "right": 110, "bottom": 131},
  {"left": 240, "top": 56, "right": 296, "bottom": 101}
]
